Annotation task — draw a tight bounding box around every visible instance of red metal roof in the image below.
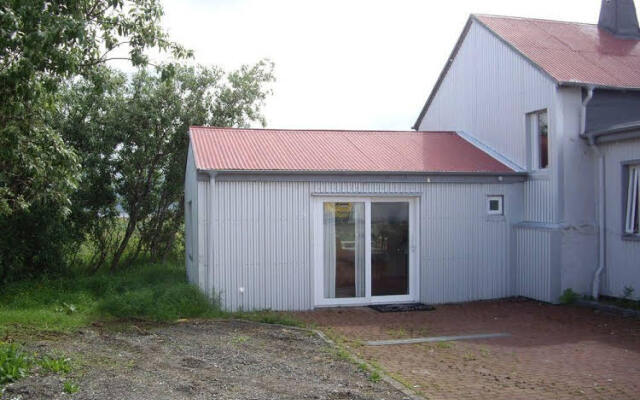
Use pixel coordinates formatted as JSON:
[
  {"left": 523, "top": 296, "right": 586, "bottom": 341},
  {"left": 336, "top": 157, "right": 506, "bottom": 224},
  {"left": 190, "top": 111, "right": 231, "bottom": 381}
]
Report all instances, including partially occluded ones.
[
  {"left": 475, "top": 15, "right": 640, "bottom": 89},
  {"left": 189, "top": 127, "right": 514, "bottom": 174}
]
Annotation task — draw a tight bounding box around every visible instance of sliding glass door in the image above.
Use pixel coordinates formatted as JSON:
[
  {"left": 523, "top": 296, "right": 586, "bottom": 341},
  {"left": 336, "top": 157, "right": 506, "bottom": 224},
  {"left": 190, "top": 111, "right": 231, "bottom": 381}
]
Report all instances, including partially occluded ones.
[{"left": 314, "top": 197, "right": 418, "bottom": 306}]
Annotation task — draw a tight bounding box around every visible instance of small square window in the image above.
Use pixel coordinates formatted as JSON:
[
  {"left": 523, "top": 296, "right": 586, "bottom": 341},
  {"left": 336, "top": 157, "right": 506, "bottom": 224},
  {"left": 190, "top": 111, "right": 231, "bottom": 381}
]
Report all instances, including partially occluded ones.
[{"left": 487, "top": 195, "right": 504, "bottom": 215}]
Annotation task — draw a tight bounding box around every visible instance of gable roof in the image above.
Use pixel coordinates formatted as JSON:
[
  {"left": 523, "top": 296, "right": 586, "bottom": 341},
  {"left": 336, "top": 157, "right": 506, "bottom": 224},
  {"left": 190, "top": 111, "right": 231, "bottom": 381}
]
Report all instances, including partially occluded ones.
[
  {"left": 189, "top": 127, "right": 515, "bottom": 174},
  {"left": 413, "top": 14, "right": 640, "bottom": 129}
]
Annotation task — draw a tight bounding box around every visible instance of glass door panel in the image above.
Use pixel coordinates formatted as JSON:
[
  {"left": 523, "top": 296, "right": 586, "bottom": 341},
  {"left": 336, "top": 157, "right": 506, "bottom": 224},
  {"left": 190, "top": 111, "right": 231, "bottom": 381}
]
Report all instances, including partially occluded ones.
[
  {"left": 323, "top": 202, "right": 366, "bottom": 299},
  {"left": 371, "top": 202, "right": 410, "bottom": 296}
]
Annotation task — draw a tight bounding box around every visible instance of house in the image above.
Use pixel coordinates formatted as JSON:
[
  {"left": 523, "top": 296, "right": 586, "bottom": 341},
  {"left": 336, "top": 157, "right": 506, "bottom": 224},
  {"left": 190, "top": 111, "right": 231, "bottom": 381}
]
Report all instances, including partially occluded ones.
[{"left": 185, "top": 0, "right": 640, "bottom": 311}]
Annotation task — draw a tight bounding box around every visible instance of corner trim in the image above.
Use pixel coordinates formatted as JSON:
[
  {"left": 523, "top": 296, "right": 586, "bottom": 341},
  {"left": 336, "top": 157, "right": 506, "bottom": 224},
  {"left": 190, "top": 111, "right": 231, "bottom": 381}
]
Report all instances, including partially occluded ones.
[{"left": 456, "top": 130, "right": 525, "bottom": 172}]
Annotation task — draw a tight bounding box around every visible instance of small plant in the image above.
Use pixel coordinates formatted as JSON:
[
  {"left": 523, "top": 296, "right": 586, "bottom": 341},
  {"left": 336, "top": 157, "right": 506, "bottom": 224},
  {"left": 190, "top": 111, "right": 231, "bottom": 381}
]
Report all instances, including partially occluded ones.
[
  {"left": 623, "top": 286, "right": 635, "bottom": 300},
  {"left": 435, "top": 341, "right": 453, "bottom": 349},
  {"left": 230, "top": 335, "right": 249, "bottom": 345},
  {"left": 0, "top": 343, "right": 32, "bottom": 385},
  {"left": 357, "top": 362, "right": 369, "bottom": 373},
  {"left": 559, "top": 288, "right": 579, "bottom": 304},
  {"left": 368, "top": 370, "right": 382, "bottom": 383},
  {"left": 55, "top": 303, "right": 78, "bottom": 315},
  {"left": 63, "top": 380, "right": 79, "bottom": 394},
  {"left": 38, "top": 356, "right": 72, "bottom": 374}
]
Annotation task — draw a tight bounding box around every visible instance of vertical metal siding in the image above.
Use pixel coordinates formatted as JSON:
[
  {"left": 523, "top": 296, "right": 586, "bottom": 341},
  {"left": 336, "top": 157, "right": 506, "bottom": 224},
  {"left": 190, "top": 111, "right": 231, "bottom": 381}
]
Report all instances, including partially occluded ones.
[
  {"left": 515, "top": 227, "right": 553, "bottom": 302},
  {"left": 524, "top": 178, "right": 555, "bottom": 222},
  {"left": 196, "top": 180, "right": 208, "bottom": 294},
  {"left": 601, "top": 137, "right": 640, "bottom": 299},
  {"left": 212, "top": 181, "right": 312, "bottom": 311},
  {"left": 207, "top": 179, "right": 522, "bottom": 310},
  {"left": 418, "top": 21, "right": 555, "bottom": 169}
]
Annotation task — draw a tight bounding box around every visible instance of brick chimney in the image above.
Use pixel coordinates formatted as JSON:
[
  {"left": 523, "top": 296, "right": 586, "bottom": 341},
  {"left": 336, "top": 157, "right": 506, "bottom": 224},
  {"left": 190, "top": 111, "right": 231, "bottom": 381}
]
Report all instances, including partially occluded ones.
[{"left": 599, "top": 0, "right": 640, "bottom": 39}]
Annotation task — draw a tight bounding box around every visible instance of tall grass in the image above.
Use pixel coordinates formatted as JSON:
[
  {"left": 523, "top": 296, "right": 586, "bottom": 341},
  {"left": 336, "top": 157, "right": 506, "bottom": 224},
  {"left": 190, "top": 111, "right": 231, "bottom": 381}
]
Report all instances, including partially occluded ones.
[{"left": 0, "top": 261, "right": 221, "bottom": 336}]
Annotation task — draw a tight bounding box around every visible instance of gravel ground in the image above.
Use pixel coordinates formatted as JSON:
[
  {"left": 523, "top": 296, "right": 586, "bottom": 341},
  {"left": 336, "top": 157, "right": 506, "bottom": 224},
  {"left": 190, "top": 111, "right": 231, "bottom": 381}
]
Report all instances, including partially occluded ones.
[{"left": 1, "top": 320, "right": 407, "bottom": 400}]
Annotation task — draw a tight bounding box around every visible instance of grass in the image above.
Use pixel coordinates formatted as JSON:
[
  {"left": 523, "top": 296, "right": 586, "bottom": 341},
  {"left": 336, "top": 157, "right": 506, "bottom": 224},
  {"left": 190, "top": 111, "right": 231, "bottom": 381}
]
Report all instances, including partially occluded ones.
[
  {"left": 63, "top": 380, "right": 79, "bottom": 394},
  {"left": 0, "top": 261, "right": 224, "bottom": 337}
]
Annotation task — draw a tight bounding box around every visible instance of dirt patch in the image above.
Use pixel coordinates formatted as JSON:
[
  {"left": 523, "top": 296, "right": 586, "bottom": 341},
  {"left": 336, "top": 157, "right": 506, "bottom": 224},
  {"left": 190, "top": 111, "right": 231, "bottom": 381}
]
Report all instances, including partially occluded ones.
[
  {"left": 297, "top": 298, "right": 640, "bottom": 400},
  {"left": 1, "top": 320, "right": 407, "bottom": 400}
]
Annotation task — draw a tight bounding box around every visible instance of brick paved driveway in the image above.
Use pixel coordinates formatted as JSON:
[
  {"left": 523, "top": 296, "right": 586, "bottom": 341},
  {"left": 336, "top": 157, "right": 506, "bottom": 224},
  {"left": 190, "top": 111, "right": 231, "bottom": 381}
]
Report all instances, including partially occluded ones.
[{"left": 295, "top": 299, "right": 640, "bottom": 400}]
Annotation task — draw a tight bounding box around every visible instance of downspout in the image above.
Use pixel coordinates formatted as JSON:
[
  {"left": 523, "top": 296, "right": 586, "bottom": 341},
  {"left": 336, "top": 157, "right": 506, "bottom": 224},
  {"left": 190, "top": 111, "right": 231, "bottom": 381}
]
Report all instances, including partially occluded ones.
[{"left": 582, "top": 87, "right": 606, "bottom": 300}]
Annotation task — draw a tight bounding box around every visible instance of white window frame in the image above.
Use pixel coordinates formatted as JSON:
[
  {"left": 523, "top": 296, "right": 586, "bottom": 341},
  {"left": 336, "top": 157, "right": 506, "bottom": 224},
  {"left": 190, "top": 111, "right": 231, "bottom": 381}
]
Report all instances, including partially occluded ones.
[
  {"left": 527, "top": 109, "right": 549, "bottom": 171},
  {"left": 625, "top": 165, "right": 640, "bottom": 235},
  {"left": 312, "top": 196, "right": 420, "bottom": 307},
  {"left": 487, "top": 195, "right": 504, "bottom": 215}
]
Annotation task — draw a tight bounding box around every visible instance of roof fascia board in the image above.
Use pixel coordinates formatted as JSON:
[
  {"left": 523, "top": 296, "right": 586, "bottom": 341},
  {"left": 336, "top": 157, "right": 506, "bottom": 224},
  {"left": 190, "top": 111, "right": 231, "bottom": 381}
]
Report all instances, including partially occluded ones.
[
  {"left": 582, "top": 121, "right": 640, "bottom": 143},
  {"left": 456, "top": 130, "right": 525, "bottom": 172},
  {"left": 413, "top": 15, "right": 559, "bottom": 130},
  {"left": 558, "top": 81, "right": 640, "bottom": 91},
  {"left": 212, "top": 172, "right": 525, "bottom": 184}
]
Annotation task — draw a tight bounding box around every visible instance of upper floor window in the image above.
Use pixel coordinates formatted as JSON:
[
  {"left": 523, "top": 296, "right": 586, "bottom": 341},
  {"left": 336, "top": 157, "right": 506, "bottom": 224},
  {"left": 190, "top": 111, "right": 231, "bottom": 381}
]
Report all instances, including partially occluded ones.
[
  {"left": 527, "top": 110, "right": 549, "bottom": 170},
  {"left": 625, "top": 164, "right": 640, "bottom": 236}
]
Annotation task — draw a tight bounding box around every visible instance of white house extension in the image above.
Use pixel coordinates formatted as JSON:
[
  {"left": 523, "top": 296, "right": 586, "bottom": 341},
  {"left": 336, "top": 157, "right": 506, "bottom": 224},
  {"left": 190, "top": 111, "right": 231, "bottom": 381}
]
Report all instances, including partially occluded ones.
[{"left": 185, "top": 0, "right": 640, "bottom": 311}]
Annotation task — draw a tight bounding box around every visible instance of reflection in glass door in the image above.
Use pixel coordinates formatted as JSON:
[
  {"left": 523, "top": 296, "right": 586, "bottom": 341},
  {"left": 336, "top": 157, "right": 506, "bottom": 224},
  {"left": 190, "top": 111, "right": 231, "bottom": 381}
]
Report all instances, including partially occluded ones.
[
  {"left": 323, "top": 202, "right": 365, "bottom": 298},
  {"left": 371, "top": 202, "right": 409, "bottom": 296},
  {"left": 317, "top": 197, "right": 417, "bottom": 306}
]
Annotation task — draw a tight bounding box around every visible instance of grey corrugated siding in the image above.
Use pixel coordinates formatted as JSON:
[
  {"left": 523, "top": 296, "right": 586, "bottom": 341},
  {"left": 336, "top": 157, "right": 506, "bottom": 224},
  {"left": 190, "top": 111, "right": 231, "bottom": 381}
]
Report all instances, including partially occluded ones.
[
  {"left": 515, "top": 227, "right": 553, "bottom": 302},
  {"left": 601, "top": 137, "right": 640, "bottom": 299},
  {"left": 208, "top": 179, "right": 523, "bottom": 311},
  {"left": 418, "top": 21, "right": 555, "bottom": 169}
]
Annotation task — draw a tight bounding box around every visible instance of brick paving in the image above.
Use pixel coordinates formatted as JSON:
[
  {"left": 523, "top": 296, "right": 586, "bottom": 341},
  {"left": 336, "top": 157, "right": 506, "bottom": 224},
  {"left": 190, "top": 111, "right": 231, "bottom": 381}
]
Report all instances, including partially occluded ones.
[{"left": 296, "top": 299, "right": 640, "bottom": 400}]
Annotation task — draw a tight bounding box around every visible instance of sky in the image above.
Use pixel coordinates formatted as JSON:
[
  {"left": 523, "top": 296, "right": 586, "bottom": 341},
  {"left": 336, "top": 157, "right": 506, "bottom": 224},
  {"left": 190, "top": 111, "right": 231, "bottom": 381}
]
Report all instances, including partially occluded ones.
[{"left": 148, "top": 0, "right": 629, "bottom": 130}]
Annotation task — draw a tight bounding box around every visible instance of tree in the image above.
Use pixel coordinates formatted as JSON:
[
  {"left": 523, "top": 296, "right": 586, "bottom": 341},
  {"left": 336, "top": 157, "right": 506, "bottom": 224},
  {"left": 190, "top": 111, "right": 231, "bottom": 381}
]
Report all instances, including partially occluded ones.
[
  {"left": 58, "top": 61, "right": 275, "bottom": 271},
  {"left": 0, "top": 0, "right": 189, "bottom": 280}
]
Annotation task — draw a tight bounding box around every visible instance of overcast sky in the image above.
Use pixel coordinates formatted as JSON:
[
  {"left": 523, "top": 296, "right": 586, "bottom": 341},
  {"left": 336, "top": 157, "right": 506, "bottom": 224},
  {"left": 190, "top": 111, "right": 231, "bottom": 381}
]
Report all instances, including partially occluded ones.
[{"left": 154, "top": 0, "right": 629, "bottom": 130}]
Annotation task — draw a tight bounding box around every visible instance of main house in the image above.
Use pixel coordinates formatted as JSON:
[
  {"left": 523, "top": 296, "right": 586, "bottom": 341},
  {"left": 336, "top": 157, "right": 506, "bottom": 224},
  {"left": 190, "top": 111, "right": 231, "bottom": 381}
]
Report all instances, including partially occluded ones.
[{"left": 185, "top": 0, "right": 640, "bottom": 311}]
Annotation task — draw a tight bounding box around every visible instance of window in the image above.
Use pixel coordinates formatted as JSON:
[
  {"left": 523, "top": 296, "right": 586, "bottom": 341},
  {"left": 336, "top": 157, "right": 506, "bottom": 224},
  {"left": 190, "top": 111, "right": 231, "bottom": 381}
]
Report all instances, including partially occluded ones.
[
  {"left": 487, "top": 195, "right": 504, "bottom": 215},
  {"left": 625, "top": 165, "right": 640, "bottom": 235},
  {"left": 527, "top": 110, "right": 549, "bottom": 170}
]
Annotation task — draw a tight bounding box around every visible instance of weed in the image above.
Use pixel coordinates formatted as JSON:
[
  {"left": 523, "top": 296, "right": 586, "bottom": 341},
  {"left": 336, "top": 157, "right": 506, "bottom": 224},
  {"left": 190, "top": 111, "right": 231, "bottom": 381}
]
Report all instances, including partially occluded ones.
[
  {"left": 230, "top": 335, "right": 249, "bottom": 345},
  {"left": 479, "top": 347, "right": 491, "bottom": 357},
  {"left": 368, "top": 370, "right": 382, "bottom": 383},
  {"left": 63, "top": 380, "right": 79, "bottom": 394},
  {"left": 234, "top": 311, "right": 304, "bottom": 327},
  {"left": 0, "top": 343, "right": 31, "bottom": 385},
  {"left": 559, "top": 288, "right": 579, "bottom": 304},
  {"left": 435, "top": 341, "right": 454, "bottom": 349},
  {"left": 623, "top": 286, "right": 635, "bottom": 300},
  {"left": 38, "top": 356, "right": 72, "bottom": 374},
  {"left": 357, "top": 362, "right": 369, "bottom": 372},
  {"left": 385, "top": 328, "right": 407, "bottom": 338},
  {"left": 462, "top": 352, "right": 477, "bottom": 361}
]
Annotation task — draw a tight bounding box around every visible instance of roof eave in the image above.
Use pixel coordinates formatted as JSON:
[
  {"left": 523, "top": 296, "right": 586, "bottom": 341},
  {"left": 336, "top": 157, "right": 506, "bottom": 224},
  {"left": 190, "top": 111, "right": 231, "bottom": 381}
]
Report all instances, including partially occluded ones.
[
  {"left": 581, "top": 121, "right": 640, "bottom": 143},
  {"left": 196, "top": 168, "right": 525, "bottom": 176}
]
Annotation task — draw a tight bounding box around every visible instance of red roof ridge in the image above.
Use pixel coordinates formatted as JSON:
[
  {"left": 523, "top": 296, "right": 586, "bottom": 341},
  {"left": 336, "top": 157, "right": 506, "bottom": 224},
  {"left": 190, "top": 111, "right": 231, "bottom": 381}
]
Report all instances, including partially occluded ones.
[
  {"left": 190, "top": 126, "right": 458, "bottom": 135},
  {"left": 473, "top": 13, "right": 598, "bottom": 27}
]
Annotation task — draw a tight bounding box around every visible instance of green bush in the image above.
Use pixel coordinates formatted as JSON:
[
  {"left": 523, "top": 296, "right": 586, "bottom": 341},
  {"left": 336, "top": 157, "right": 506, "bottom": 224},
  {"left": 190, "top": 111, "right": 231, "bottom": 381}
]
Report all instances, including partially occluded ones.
[
  {"left": 559, "top": 288, "right": 579, "bottom": 305},
  {"left": 0, "top": 343, "right": 31, "bottom": 385}
]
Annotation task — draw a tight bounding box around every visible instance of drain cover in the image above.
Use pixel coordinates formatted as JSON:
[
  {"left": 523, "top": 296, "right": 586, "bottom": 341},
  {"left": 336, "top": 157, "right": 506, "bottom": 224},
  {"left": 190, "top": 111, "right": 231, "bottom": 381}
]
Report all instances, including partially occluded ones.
[{"left": 368, "top": 303, "right": 435, "bottom": 313}]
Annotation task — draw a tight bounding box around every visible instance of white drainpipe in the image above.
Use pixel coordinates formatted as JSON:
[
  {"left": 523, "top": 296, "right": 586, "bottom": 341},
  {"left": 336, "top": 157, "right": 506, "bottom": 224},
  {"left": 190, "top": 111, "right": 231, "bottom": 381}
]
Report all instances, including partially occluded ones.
[{"left": 583, "top": 87, "right": 606, "bottom": 300}]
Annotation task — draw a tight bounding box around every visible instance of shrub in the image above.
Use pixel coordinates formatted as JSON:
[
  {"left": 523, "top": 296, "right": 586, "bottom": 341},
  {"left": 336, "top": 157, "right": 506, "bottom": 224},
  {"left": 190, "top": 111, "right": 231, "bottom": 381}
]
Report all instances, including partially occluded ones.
[
  {"left": 559, "top": 288, "right": 579, "bottom": 305},
  {"left": 0, "top": 343, "right": 31, "bottom": 385}
]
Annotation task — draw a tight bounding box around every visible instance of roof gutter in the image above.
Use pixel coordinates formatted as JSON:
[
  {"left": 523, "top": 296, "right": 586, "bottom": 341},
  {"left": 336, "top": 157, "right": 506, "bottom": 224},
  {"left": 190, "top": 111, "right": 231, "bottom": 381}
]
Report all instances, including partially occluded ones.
[
  {"left": 583, "top": 87, "right": 606, "bottom": 300},
  {"left": 197, "top": 169, "right": 527, "bottom": 177}
]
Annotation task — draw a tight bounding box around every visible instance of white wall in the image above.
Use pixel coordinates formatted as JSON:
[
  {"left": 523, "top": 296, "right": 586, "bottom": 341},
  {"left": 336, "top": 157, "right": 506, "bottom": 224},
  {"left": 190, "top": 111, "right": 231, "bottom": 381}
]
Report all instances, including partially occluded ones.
[
  {"left": 600, "top": 137, "right": 640, "bottom": 300},
  {"left": 205, "top": 177, "right": 523, "bottom": 311}
]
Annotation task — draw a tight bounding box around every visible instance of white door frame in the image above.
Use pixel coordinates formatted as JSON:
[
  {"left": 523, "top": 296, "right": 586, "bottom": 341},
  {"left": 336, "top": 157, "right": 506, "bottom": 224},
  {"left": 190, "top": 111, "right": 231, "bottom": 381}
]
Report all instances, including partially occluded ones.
[{"left": 312, "top": 196, "right": 420, "bottom": 307}]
